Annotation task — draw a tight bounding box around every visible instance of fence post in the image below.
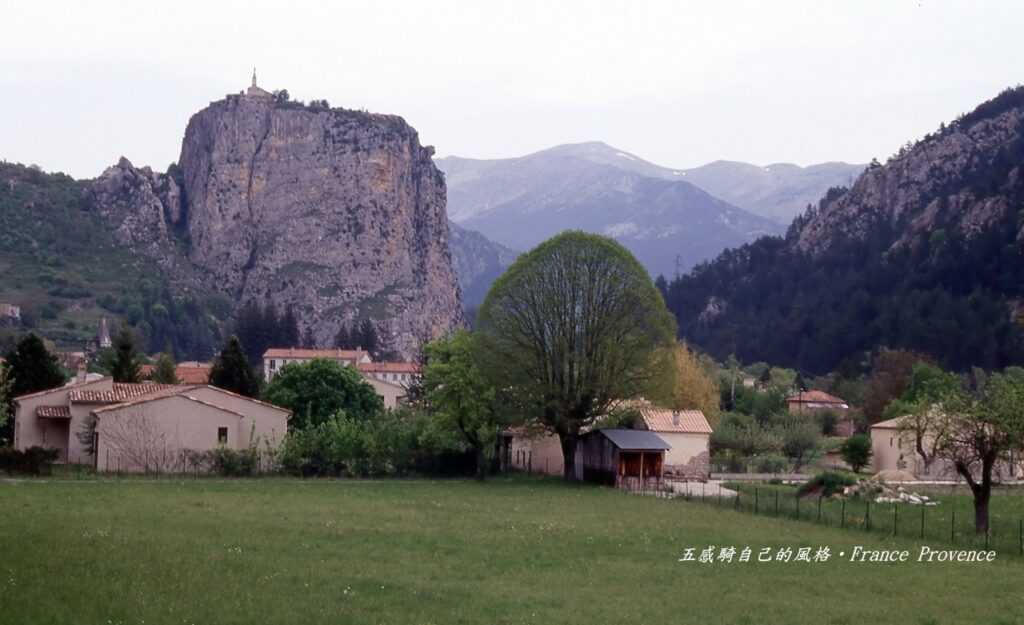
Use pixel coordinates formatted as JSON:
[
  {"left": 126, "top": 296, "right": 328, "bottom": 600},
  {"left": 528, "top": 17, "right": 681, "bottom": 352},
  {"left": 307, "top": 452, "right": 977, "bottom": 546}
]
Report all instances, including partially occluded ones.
[
  {"left": 841, "top": 499, "right": 846, "bottom": 529},
  {"left": 893, "top": 504, "right": 898, "bottom": 537}
]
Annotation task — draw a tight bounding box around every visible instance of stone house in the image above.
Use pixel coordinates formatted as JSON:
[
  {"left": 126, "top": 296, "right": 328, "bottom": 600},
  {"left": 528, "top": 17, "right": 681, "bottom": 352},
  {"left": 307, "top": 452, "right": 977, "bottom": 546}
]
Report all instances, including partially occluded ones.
[
  {"left": 786, "top": 389, "right": 855, "bottom": 436},
  {"left": 262, "top": 347, "right": 420, "bottom": 409},
  {"left": 262, "top": 347, "right": 373, "bottom": 382},
  {"left": 12, "top": 375, "right": 289, "bottom": 472},
  {"left": 633, "top": 405, "right": 712, "bottom": 479},
  {"left": 871, "top": 415, "right": 1024, "bottom": 480}
]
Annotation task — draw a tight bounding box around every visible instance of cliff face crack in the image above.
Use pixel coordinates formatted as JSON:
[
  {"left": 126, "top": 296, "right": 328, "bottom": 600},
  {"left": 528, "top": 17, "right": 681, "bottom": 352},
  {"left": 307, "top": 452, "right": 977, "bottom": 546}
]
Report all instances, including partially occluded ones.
[
  {"left": 239, "top": 108, "right": 273, "bottom": 298},
  {"left": 246, "top": 109, "right": 273, "bottom": 221}
]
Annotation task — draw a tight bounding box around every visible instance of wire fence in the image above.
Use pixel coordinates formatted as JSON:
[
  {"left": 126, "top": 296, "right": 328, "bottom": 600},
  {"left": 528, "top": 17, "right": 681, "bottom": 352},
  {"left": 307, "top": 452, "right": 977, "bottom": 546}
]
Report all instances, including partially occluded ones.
[{"left": 677, "top": 482, "right": 1024, "bottom": 556}]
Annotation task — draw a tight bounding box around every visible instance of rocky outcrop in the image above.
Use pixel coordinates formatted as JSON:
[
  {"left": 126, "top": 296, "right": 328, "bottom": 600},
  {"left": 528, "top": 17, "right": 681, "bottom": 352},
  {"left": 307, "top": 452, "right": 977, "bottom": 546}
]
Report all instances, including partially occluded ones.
[
  {"left": 796, "top": 98, "right": 1024, "bottom": 255},
  {"left": 88, "top": 92, "right": 464, "bottom": 356}
]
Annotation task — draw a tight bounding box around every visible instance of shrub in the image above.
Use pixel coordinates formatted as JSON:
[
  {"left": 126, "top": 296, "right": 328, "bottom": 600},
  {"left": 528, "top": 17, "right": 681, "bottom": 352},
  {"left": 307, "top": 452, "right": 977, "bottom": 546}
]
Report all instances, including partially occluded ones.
[
  {"left": 840, "top": 434, "right": 873, "bottom": 473},
  {"left": 754, "top": 454, "right": 788, "bottom": 474},
  {"left": 797, "top": 470, "right": 857, "bottom": 497},
  {"left": 210, "top": 447, "right": 260, "bottom": 476},
  {"left": 0, "top": 446, "right": 60, "bottom": 475}
]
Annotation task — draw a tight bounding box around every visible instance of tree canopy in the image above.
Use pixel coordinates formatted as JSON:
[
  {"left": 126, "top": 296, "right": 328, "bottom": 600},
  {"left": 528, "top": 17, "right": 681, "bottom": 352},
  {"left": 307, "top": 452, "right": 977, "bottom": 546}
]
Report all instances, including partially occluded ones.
[
  {"left": 209, "top": 335, "right": 260, "bottom": 397},
  {"left": 476, "top": 231, "right": 676, "bottom": 479},
  {"left": 109, "top": 326, "right": 142, "bottom": 383},
  {"left": 262, "top": 358, "right": 383, "bottom": 430},
  {"left": 423, "top": 331, "right": 504, "bottom": 479}
]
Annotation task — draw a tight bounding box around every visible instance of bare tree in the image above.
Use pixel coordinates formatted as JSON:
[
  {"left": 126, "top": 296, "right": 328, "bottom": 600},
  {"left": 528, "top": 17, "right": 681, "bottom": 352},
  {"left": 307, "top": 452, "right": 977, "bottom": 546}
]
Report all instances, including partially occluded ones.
[{"left": 100, "top": 410, "right": 178, "bottom": 473}]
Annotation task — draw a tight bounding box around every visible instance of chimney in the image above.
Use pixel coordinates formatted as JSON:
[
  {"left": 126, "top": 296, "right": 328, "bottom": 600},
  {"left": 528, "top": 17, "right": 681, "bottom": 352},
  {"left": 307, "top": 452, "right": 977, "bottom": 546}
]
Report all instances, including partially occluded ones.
[
  {"left": 77, "top": 360, "right": 88, "bottom": 384},
  {"left": 672, "top": 411, "right": 680, "bottom": 426}
]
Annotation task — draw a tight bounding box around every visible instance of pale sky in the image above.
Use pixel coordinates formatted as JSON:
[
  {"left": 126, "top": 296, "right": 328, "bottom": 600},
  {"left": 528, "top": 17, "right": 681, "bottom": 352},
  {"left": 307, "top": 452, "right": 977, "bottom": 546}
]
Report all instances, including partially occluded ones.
[{"left": 2, "top": 0, "right": 1022, "bottom": 179}]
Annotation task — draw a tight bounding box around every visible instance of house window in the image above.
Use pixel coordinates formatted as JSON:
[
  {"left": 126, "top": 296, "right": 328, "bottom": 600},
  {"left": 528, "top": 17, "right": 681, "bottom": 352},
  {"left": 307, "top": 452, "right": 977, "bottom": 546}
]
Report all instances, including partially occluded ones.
[
  {"left": 269, "top": 359, "right": 276, "bottom": 370},
  {"left": 217, "top": 427, "right": 228, "bottom": 445}
]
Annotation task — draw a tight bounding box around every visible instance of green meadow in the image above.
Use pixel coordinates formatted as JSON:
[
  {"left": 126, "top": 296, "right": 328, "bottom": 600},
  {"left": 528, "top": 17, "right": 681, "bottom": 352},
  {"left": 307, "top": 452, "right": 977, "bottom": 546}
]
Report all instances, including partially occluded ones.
[{"left": 1, "top": 476, "right": 1021, "bottom": 625}]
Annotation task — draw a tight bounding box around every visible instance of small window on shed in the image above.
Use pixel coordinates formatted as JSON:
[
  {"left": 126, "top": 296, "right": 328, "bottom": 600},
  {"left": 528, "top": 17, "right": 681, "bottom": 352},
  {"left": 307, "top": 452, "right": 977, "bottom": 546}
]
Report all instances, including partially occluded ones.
[{"left": 218, "top": 427, "right": 228, "bottom": 445}]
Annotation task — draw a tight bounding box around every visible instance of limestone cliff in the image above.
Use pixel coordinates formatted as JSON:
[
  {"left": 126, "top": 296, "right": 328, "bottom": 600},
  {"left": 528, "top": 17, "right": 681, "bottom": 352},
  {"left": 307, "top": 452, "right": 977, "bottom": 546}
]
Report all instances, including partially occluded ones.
[{"left": 88, "top": 91, "right": 464, "bottom": 356}]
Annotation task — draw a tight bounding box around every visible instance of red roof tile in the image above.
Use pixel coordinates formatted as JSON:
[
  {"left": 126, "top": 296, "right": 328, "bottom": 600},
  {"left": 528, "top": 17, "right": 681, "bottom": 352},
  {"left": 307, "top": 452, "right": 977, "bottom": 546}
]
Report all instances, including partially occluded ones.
[
  {"left": 139, "top": 363, "right": 212, "bottom": 385},
  {"left": 786, "top": 390, "right": 847, "bottom": 405},
  {"left": 640, "top": 407, "right": 713, "bottom": 434},
  {"left": 263, "top": 347, "right": 369, "bottom": 361},
  {"left": 36, "top": 405, "right": 70, "bottom": 419},
  {"left": 357, "top": 362, "right": 420, "bottom": 374},
  {"left": 69, "top": 383, "right": 180, "bottom": 404}
]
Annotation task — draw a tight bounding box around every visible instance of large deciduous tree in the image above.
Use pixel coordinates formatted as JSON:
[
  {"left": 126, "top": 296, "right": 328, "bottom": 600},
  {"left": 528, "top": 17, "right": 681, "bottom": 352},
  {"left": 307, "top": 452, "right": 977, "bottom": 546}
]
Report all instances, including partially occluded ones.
[
  {"left": 262, "top": 358, "right": 383, "bottom": 430},
  {"left": 209, "top": 336, "right": 260, "bottom": 398},
  {"left": 476, "top": 231, "right": 676, "bottom": 480},
  {"left": 423, "top": 331, "right": 504, "bottom": 480},
  {"left": 651, "top": 342, "right": 721, "bottom": 427},
  {"left": 932, "top": 371, "right": 1024, "bottom": 534}
]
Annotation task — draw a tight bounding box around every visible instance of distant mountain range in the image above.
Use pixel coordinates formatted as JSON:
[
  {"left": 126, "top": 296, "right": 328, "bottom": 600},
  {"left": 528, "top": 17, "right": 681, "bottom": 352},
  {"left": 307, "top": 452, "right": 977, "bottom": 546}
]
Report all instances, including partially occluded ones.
[
  {"left": 437, "top": 142, "right": 862, "bottom": 281},
  {"left": 679, "top": 160, "right": 863, "bottom": 224},
  {"left": 437, "top": 143, "right": 784, "bottom": 279}
]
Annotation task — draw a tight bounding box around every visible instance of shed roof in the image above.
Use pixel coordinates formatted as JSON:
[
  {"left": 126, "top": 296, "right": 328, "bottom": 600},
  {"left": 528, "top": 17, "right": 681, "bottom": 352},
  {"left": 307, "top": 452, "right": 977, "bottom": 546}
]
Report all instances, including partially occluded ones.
[{"left": 597, "top": 429, "right": 671, "bottom": 451}]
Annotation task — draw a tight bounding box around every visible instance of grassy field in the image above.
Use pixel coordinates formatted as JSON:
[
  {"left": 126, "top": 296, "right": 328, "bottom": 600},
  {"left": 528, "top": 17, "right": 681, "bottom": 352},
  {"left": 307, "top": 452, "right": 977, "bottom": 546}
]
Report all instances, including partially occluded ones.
[
  {"left": 717, "top": 480, "right": 1024, "bottom": 554},
  {"left": 1, "top": 476, "right": 1022, "bottom": 625}
]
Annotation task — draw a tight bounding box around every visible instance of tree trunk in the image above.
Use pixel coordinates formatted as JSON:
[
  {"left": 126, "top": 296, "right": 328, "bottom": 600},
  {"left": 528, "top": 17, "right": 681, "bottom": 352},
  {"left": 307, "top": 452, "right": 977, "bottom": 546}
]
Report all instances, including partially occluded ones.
[
  {"left": 974, "top": 491, "right": 990, "bottom": 535},
  {"left": 475, "top": 447, "right": 486, "bottom": 481},
  {"left": 560, "top": 433, "right": 578, "bottom": 481}
]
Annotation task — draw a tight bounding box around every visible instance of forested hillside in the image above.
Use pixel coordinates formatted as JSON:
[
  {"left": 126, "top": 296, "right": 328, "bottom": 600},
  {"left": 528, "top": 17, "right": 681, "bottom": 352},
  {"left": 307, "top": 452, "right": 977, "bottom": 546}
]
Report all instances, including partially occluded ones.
[
  {"left": 662, "top": 87, "right": 1024, "bottom": 374},
  {"left": 0, "top": 162, "right": 226, "bottom": 358}
]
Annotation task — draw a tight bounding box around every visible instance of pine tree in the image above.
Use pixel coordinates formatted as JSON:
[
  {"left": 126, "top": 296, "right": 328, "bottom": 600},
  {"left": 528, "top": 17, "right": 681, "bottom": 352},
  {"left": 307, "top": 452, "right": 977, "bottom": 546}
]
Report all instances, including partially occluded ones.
[
  {"left": 151, "top": 352, "right": 179, "bottom": 384},
  {"left": 280, "top": 305, "right": 301, "bottom": 347},
  {"left": 334, "top": 324, "right": 352, "bottom": 349},
  {"left": 209, "top": 336, "right": 259, "bottom": 397},
  {"left": 301, "top": 327, "right": 317, "bottom": 349},
  {"left": 357, "top": 319, "right": 379, "bottom": 358},
  {"left": 110, "top": 327, "right": 141, "bottom": 383},
  {"left": 4, "top": 334, "right": 66, "bottom": 396}
]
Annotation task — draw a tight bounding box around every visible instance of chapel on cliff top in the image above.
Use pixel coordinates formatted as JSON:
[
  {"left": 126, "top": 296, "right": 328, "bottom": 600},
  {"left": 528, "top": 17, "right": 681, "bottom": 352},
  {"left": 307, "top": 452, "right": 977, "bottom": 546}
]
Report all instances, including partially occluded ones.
[{"left": 246, "top": 68, "right": 272, "bottom": 99}]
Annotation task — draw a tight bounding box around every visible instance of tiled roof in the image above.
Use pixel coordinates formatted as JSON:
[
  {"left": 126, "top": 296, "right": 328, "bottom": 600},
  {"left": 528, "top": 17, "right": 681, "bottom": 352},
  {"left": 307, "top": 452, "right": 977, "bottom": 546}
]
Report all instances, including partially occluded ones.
[
  {"left": 263, "top": 347, "right": 369, "bottom": 361},
  {"left": 640, "top": 407, "right": 713, "bottom": 434},
  {"left": 139, "top": 363, "right": 212, "bottom": 385},
  {"left": 69, "top": 383, "right": 180, "bottom": 404},
  {"left": 786, "top": 390, "right": 847, "bottom": 404},
  {"left": 357, "top": 362, "right": 420, "bottom": 374},
  {"left": 871, "top": 416, "right": 909, "bottom": 430},
  {"left": 92, "top": 391, "right": 247, "bottom": 419},
  {"left": 36, "top": 405, "right": 70, "bottom": 418}
]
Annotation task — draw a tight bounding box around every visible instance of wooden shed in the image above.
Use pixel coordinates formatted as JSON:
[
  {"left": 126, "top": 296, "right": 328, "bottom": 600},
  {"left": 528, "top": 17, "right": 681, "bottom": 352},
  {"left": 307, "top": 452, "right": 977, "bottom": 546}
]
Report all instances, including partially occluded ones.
[{"left": 573, "top": 429, "right": 670, "bottom": 491}]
